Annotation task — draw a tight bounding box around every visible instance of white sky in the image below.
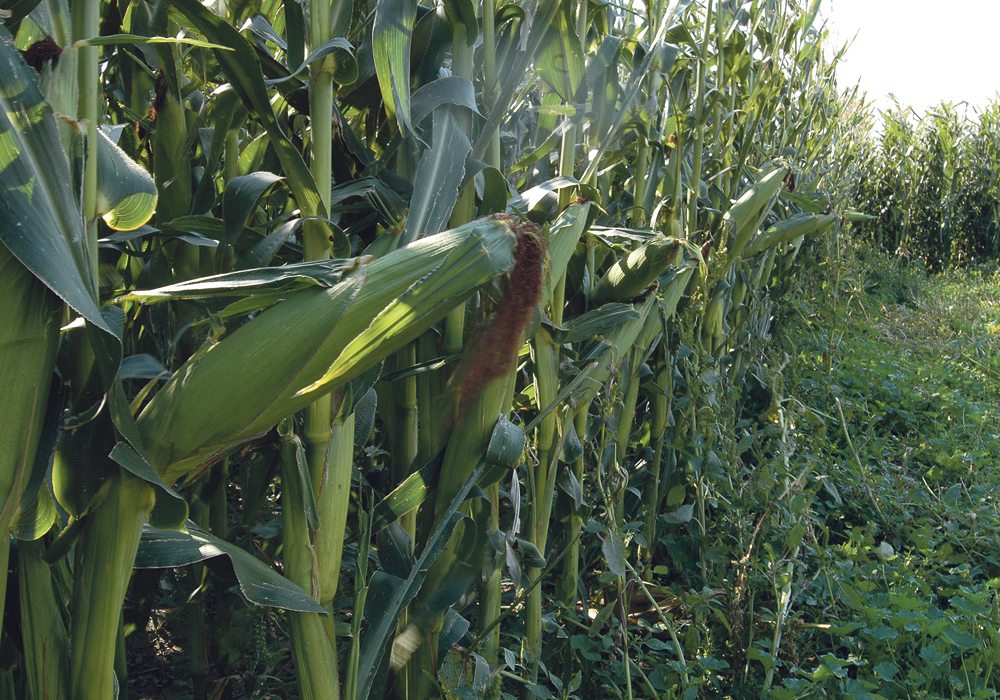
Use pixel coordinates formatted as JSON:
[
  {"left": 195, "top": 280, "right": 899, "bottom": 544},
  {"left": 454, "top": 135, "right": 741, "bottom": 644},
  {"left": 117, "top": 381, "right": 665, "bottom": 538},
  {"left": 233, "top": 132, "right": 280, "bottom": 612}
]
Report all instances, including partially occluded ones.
[{"left": 822, "top": 0, "right": 1000, "bottom": 115}]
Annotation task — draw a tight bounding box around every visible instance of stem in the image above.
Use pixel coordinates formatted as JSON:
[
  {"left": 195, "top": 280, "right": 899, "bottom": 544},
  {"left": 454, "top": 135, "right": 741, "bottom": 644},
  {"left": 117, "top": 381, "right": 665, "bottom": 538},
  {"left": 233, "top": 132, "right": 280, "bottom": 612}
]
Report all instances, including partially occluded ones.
[
  {"left": 686, "top": 0, "right": 714, "bottom": 239},
  {"left": 523, "top": 329, "right": 561, "bottom": 686},
  {"left": 345, "top": 506, "right": 371, "bottom": 700},
  {"left": 315, "top": 410, "right": 355, "bottom": 608},
  {"left": 482, "top": 0, "right": 501, "bottom": 169},
  {"left": 0, "top": 538, "right": 7, "bottom": 645},
  {"left": 224, "top": 128, "right": 240, "bottom": 181},
  {"left": 557, "top": 407, "right": 588, "bottom": 606},
  {"left": 444, "top": 22, "right": 477, "bottom": 355},
  {"left": 70, "top": 0, "right": 100, "bottom": 285},
  {"left": 624, "top": 559, "right": 689, "bottom": 687},
  {"left": 18, "top": 539, "right": 69, "bottom": 700},
  {"left": 642, "top": 363, "right": 670, "bottom": 560},
  {"left": 477, "top": 482, "right": 503, "bottom": 665},
  {"left": 618, "top": 579, "right": 634, "bottom": 700},
  {"left": 282, "top": 4, "right": 344, "bottom": 694},
  {"left": 70, "top": 474, "right": 155, "bottom": 699},
  {"left": 281, "top": 433, "right": 339, "bottom": 700}
]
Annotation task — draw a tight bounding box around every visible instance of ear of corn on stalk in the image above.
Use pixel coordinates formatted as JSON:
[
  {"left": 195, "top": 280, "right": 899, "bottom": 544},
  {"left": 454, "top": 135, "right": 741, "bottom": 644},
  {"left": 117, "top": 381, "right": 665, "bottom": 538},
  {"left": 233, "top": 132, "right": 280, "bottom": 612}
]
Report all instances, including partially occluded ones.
[
  {"left": 0, "top": 246, "right": 61, "bottom": 536},
  {"left": 744, "top": 212, "right": 838, "bottom": 259},
  {"left": 722, "top": 166, "right": 790, "bottom": 264},
  {"left": 137, "top": 216, "right": 518, "bottom": 481},
  {"left": 591, "top": 237, "right": 684, "bottom": 305}
]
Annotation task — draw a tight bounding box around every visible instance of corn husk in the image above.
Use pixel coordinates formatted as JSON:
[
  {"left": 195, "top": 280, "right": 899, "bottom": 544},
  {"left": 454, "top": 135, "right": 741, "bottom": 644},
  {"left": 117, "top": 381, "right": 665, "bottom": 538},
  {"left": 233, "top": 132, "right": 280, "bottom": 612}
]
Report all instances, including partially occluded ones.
[
  {"left": 137, "top": 217, "right": 518, "bottom": 481},
  {"left": 0, "top": 245, "right": 60, "bottom": 534}
]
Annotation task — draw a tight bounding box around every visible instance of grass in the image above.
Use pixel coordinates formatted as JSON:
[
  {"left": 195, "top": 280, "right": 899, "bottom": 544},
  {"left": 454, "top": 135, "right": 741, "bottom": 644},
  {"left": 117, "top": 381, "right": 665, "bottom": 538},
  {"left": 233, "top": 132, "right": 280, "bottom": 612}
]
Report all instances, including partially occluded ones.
[{"left": 754, "top": 246, "right": 1000, "bottom": 697}]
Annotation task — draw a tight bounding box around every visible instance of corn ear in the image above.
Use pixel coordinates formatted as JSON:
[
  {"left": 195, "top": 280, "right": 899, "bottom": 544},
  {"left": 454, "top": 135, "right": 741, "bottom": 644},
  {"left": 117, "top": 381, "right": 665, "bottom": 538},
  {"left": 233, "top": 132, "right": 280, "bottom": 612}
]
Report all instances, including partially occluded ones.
[
  {"left": 722, "top": 166, "right": 789, "bottom": 264},
  {"left": 658, "top": 242, "right": 703, "bottom": 318},
  {"left": 137, "top": 217, "right": 517, "bottom": 482},
  {"left": 730, "top": 268, "right": 749, "bottom": 309},
  {"left": 701, "top": 289, "right": 727, "bottom": 352},
  {"left": 591, "top": 237, "right": 683, "bottom": 306},
  {"left": 743, "top": 212, "right": 838, "bottom": 259},
  {"left": 0, "top": 247, "right": 60, "bottom": 538},
  {"left": 574, "top": 296, "right": 656, "bottom": 408}
]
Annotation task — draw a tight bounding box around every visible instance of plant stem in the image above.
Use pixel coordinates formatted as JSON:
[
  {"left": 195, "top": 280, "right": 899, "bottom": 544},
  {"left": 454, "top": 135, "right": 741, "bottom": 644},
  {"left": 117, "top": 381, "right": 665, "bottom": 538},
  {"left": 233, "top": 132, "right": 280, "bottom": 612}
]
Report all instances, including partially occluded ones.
[{"left": 70, "top": 474, "right": 155, "bottom": 699}]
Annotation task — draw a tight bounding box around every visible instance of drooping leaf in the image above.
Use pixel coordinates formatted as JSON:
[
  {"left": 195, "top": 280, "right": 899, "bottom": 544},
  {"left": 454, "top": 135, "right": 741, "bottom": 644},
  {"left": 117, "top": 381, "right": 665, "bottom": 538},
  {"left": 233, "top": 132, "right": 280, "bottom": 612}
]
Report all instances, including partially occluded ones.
[
  {"left": 411, "top": 76, "right": 480, "bottom": 126},
  {"left": 0, "top": 27, "right": 114, "bottom": 339},
  {"left": 73, "top": 33, "right": 232, "bottom": 50},
  {"left": 222, "top": 171, "right": 284, "bottom": 244},
  {"left": 120, "top": 258, "right": 369, "bottom": 303},
  {"left": 95, "top": 127, "right": 157, "bottom": 232},
  {"left": 108, "top": 443, "right": 188, "bottom": 529},
  {"left": 135, "top": 524, "right": 325, "bottom": 613}
]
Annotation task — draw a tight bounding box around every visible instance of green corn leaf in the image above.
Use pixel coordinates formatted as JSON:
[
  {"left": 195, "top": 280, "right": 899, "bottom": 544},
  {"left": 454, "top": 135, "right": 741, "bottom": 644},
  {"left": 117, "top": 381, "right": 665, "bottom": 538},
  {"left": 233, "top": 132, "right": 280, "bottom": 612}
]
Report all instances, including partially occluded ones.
[
  {"left": 401, "top": 107, "right": 471, "bottom": 244},
  {"left": 441, "top": 0, "right": 478, "bottom": 42},
  {"left": 108, "top": 443, "right": 188, "bottom": 529},
  {"left": 357, "top": 457, "right": 487, "bottom": 699},
  {"left": 0, "top": 247, "right": 59, "bottom": 535},
  {"left": 478, "top": 166, "right": 509, "bottom": 217},
  {"left": 222, "top": 171, "right": 284, "bottom": 244},
  {"left": 373, "top": 0, "right": 416, "bottom": 135},
  {"left": 411, "top": 76, "right": 480, "bottom": 126},
  {"left": 0, "top": 27, "right": 114, "bottom": 338},
  {"left": 135, "top": 524, "right": 326, "bottom": 613},
  {"left": 372, "top": 458, "right": 440, "bottom": 533},
  {"left": 121, "top": 258, "right": 367, "bottom": 303},
  {"left": 169, "top": 0, "right": 326, "bottom": 222},
  {"left": 544, "top": 201, "right": 592, "bottom": 304},
  {"left": 95, "top": 128, "right": 157, "bottom": 232},
  {"left": 536, "top": 0, "right": 585, "bottom": 101},
  {"left": 72, "top": 33, "right": 233, "bottom": 50},
  {"left": 266, "top": 36, "right": 358, "bottom": 86}
]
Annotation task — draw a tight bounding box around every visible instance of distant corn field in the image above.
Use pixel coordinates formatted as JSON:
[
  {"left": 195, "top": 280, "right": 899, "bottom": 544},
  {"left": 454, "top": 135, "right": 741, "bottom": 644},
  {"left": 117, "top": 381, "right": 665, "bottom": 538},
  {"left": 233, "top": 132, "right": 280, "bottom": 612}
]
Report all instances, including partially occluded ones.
[{"left": 849, "top": 100, "right": 1000, "bottom": 269}]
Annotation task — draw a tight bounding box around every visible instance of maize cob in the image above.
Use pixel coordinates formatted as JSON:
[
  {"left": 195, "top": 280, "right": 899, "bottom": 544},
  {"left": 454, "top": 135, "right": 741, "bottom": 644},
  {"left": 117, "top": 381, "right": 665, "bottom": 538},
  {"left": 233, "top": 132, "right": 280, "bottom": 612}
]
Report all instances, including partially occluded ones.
[
  {"left": 743, "top": 212, "right": 838, "bottom": 259},
  {"left": 137, "top": 216, "right": 518, "bottom": 482},
  {"left": 722, "top": 166, "right": 789, "bottom": 264},
  {"left": 591, "top": 237, "right": 684, "bottom": 306},
  {"left": 0, "top": 246, "right": 61, "bottom": 628},
  {"left": 701, "top": 289, "right": 728, "bottom": 353}
]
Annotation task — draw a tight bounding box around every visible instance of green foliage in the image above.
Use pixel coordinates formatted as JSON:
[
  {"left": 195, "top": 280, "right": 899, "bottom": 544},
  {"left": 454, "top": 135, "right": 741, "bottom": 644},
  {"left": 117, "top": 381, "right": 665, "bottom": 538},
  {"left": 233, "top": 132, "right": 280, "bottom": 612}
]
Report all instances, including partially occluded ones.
[
  {"left": 849, "top": 100, "right": 1000, "bottom": 269},
  {"left": 5, "top": 0, "right": 997, "bottom": 698}
]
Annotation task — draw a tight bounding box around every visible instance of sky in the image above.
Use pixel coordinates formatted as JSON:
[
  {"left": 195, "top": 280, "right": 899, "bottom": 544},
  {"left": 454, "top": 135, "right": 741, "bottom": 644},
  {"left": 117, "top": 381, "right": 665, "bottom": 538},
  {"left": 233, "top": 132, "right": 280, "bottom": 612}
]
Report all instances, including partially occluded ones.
[{"left": 821, "top": 0, "right": 1000, "bottom": 115}]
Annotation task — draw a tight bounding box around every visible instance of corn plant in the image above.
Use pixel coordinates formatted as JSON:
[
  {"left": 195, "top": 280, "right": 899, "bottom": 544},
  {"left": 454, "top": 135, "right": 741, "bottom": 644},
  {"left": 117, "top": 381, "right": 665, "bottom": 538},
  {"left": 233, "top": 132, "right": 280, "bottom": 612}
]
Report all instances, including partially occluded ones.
[{"left": 0, "top": 0, "right": 906, "bottom": 697}]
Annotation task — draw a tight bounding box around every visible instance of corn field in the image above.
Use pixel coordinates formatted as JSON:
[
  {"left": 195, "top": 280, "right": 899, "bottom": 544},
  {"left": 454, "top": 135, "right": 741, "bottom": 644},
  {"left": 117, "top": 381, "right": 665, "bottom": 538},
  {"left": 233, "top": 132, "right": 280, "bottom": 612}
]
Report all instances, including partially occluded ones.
[
  {"left": 3, "top": 0, "right": 982, "bottom": 697},
  {"left": 849, "top": 99, "right": 1000, "bottom": 270}
]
